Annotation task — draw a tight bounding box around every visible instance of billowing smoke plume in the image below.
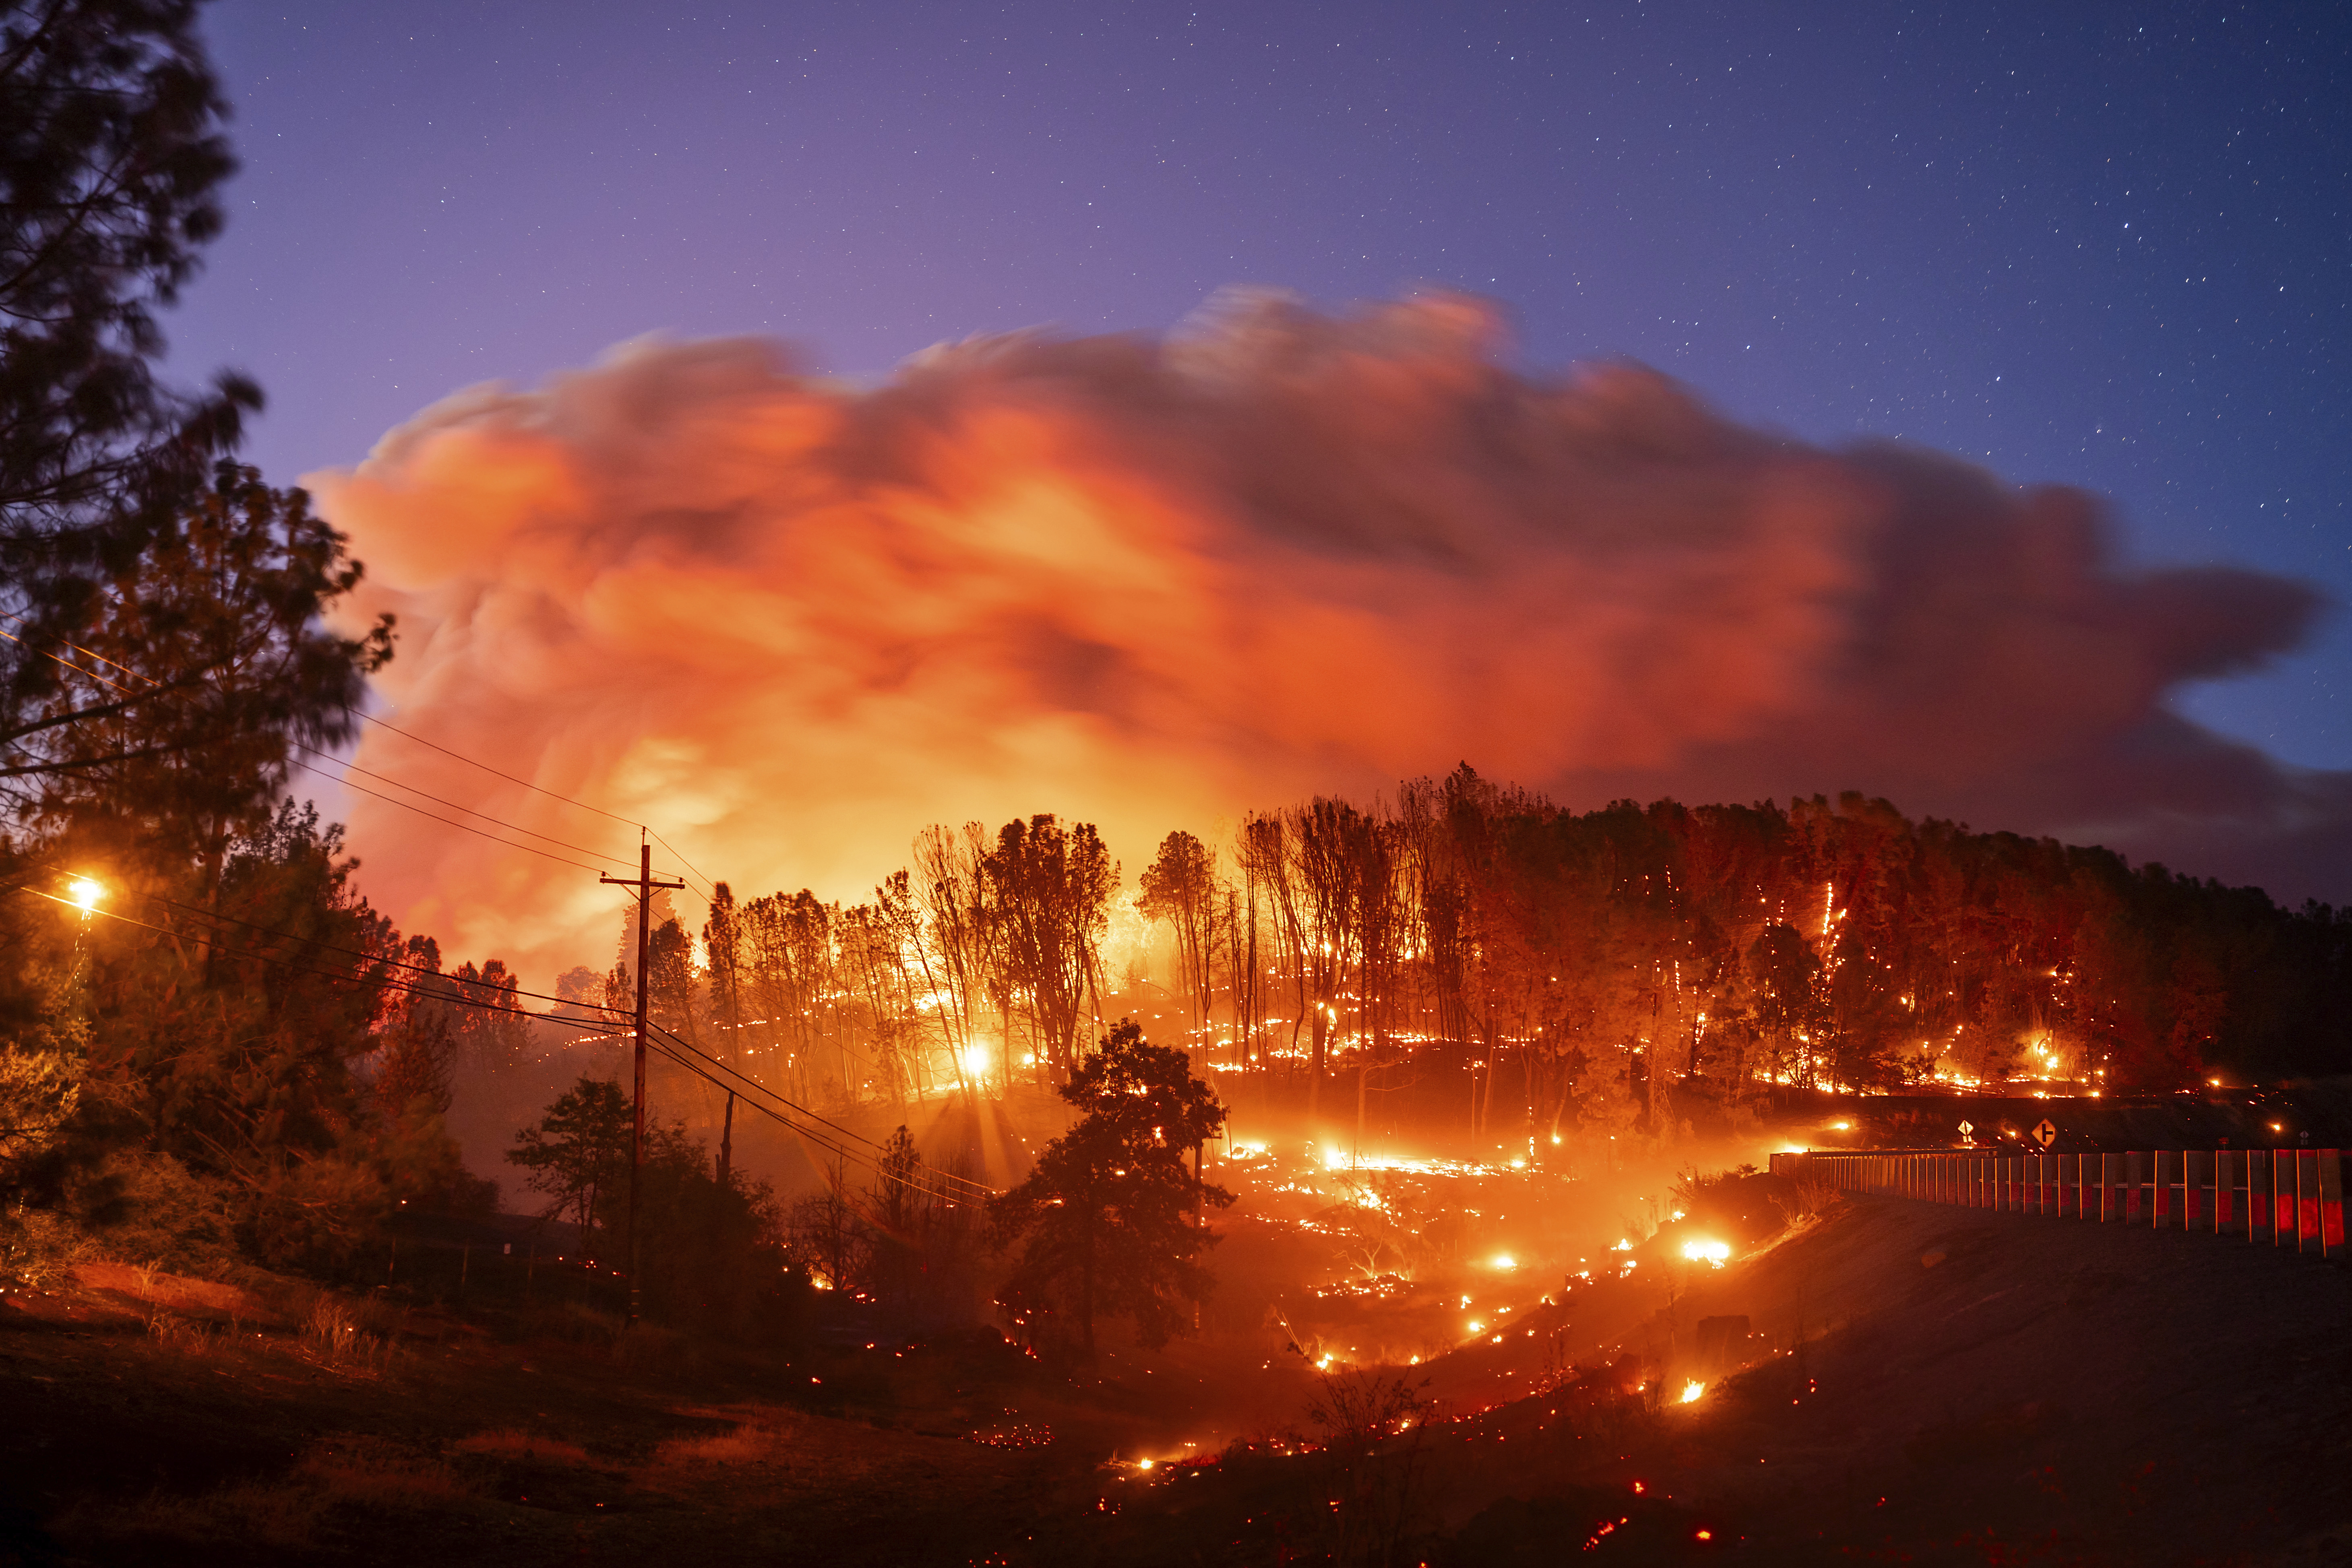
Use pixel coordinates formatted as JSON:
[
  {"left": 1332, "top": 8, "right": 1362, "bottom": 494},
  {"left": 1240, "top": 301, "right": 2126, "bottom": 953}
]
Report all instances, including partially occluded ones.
[{"left": 313, "top": 292, "right": 2343, "bottom": 976}]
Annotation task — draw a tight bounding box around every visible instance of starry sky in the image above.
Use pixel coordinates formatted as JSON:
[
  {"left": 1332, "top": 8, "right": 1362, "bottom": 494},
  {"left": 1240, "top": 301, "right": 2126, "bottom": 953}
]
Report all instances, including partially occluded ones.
[{"left": 167, "top": 1, "right": 2350, "bottom": 769}]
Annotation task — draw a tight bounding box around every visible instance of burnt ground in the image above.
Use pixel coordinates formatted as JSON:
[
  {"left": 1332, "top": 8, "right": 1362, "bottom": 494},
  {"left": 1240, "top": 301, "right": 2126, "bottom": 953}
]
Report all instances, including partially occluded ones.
[{"left": 5, "top": 1196, "right": 2350, "bottom": 1567}]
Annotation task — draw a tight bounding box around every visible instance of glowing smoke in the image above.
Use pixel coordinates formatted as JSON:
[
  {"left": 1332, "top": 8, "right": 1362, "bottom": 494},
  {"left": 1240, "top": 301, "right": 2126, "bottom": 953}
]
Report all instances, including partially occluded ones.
[{"left": 313, "top": 291, "right": 2340, "bottom": 976}]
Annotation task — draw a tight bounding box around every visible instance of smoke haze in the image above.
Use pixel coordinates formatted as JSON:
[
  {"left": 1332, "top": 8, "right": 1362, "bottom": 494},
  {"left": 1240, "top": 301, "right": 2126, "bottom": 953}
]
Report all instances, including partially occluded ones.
[{"left": 313, "top": 292, "right": 2344, "bottom": 977}]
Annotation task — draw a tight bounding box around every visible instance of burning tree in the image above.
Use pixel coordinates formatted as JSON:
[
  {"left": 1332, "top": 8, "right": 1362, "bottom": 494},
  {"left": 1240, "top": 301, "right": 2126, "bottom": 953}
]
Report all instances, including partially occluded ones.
[
  {"left": 987, "top": 1020, "right": 1230, "bottom": 1352},
  {"left": 982, "top": 814, "right": 1116, "bottom": 1081},
  {"left": 1138, "top": 829, "right": 1218, "bottom": 1038}
]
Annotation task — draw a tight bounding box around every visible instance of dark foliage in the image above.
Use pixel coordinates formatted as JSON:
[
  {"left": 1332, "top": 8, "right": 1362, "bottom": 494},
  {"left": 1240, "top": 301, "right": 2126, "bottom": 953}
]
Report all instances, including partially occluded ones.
[
  {"left": 0, "top": 0, "right": 273, "bottom": 772},
  {"left": 508, "top": 1079, "right": 797, "bottom": 1340},
  {"left": 989, "top": 1019, "right": 1232, "bottom": 1351}
]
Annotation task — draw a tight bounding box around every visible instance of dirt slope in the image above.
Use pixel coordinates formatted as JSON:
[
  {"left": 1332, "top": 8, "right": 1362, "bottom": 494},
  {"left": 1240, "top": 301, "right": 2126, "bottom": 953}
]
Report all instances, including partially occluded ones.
[{"left": 1394, "top": 1192, "right": 2352, "bottom": 1564}]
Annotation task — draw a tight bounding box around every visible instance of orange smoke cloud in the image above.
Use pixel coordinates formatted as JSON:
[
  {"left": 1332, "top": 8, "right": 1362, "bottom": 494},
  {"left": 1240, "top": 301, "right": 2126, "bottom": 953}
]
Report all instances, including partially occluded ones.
[{"left": 312, "top": 291, "right": 2337, "bottom": 975}]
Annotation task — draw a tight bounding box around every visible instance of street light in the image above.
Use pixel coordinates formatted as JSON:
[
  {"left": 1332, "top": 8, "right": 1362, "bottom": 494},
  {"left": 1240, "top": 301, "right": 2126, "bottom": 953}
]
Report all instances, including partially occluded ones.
[{"left": 66, "top": 877, "right": 103, "bottom": 914}]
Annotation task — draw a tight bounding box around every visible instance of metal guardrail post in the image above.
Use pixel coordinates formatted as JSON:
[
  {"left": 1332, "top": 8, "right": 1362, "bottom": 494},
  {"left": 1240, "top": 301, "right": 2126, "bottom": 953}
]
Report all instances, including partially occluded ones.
[
  {"left": 2296, "top": 1151, "right": 2321, "bottom": 1254},
  {"left": 2322, "top": 1151, "right": 2344, "bottom": 1258},
  {"left": 1759, "top": 1146, "right": 2341, "bottom": 1267}
]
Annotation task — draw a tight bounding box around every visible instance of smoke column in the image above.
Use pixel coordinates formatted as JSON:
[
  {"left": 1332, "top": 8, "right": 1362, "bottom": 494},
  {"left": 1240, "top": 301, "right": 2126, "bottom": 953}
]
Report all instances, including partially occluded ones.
[{"left": 312, "top": 291, "right": 2344, "bottom": 976}]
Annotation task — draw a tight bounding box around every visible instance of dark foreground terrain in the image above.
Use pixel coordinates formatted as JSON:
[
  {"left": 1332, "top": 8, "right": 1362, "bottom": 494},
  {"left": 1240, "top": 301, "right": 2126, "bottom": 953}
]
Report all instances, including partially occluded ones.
[{"left": 4, "top": 1190, "right": 2349, "bottom": 1566}]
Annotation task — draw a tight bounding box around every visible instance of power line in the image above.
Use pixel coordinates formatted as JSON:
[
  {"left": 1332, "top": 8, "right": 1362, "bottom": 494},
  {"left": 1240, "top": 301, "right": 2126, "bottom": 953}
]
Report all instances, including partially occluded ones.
[
  {"left": 25, "top": 885, "right": 984, "bottom": 1204},
  {"left": 138, "top": 885, "right": 940, "bottom": 1175},
  {"left": 646, "top": 829, "right": 720, "bottom": 900},
  {"left": 2, "top": 610, "right": 711, "bottom": 897},
  {"left": 57, "top": 884, "right": 996, "bottom": 1199},
  {"left": 639, "top": 1014, "right": 996, "bottom": 1202},
  {"left": 284, "top": 758, "right": 616, "bottom": 878},
  {"left": 140, "top": 888, "right": 617, "bottom": 1014},
  {"left": 358, "top": 707, "right": 730, "bottom": 898},
  {"left": 290, "top": 741, "right": 650, "bottom": 870}
]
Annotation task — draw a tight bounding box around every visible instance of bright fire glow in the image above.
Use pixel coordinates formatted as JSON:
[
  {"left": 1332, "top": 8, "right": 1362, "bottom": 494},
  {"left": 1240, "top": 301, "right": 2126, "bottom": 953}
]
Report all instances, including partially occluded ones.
[
  {"left": 1138, "top": 1457, "right": 1154, "bottom": 1470},
  {"left": 1489, "top": 1253, "right": 1516, "bottom": 1270},
  {"left": 957, "top": 1046, "right": 990, "bottom": 1080},
  {"left": 67, "top": 877, "right": 102, "bottom": 913},
  {"left": 1680, "top": 1380, "right": 1705, "bottom": 1403},
  {"left": 1680, "top": 1239, "right": 1731, "bottom": 1266}
]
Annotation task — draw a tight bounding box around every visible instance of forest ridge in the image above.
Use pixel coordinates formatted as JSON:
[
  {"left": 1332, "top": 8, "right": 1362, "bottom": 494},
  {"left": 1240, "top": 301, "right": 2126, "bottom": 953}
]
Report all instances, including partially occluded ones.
[{"left": 647, "top": 771, "right": 2352, "bottom": 1130}]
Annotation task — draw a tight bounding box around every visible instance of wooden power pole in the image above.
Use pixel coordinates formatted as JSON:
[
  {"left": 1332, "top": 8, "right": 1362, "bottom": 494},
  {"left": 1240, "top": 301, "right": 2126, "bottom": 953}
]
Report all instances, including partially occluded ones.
[{"left": 601, "top": 837, "right": 685, "bottom": 1324}]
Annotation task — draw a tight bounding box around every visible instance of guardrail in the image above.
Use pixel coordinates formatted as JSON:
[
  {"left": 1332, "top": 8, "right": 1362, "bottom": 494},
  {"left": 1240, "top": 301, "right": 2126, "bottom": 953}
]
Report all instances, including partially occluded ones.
[{"left": 1766, "top": 1147, "right": 2346, "bottom": 1260}]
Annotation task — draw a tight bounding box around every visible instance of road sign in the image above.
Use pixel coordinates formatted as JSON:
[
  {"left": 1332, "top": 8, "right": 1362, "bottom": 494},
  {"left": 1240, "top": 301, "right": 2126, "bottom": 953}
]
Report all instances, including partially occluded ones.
[
  {"left": 2032, "top": 1119, "right": 2057, "bottom": 1148},
  {"left": 1957, "top": 1120, "right": 1974, "bottom": 1136}
]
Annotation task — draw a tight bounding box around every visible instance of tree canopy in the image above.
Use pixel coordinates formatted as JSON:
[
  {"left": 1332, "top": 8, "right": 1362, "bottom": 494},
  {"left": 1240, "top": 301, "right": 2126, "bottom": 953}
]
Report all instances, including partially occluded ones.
[{"left": 988, "top": 1020, "right": 1230, "bottom": 1352}]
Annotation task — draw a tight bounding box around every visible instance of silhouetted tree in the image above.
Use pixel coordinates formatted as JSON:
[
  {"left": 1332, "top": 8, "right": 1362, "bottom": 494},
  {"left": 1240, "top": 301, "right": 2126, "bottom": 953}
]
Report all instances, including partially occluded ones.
[
  {"left": 983, "top": 814, "right": 1116, "bottom": 1080},
  {"left": 506, "top": 1076, "right": 629, "bottom": 1246},
  {"left": 1139, "top": 829, "right": 1218, "bottom": 1037},
  {"left": 988, "top": 1020, "right": 1230, "bottom": 1352}
]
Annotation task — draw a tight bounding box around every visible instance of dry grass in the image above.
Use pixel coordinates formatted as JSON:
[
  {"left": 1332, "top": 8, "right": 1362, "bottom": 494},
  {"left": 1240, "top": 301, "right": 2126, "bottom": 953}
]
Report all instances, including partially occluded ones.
[
  {"left": 295, "top": 1438, "right": 469, "bottom": 1505},
  {"left": 451, "top": 1427, "right": 592, "bottom": 1464},
  {"left": 657, "top": 1424, "right": 778, "bottom": 1465},
  {"left": 48, "top": 1436, "right": 471, "bottom": 1552},
  {"left": 144, "top": 1310, "right": 216, "bottom": 1357},
  {"left": 57, "top": 1475, "right": 329, "bottom": 1550},
  {"left": 1772, "top": 1177, "right": 1840, "bottom": 1227},
  {"left": 300, "top": 1294, "right": 399, "bottom": 1373}
]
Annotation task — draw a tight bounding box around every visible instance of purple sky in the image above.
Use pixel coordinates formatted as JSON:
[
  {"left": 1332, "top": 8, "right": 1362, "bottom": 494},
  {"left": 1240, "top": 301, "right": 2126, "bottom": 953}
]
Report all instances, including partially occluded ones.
[{"left": 169, "top": 1, "right": 2350, "bottom": 769}]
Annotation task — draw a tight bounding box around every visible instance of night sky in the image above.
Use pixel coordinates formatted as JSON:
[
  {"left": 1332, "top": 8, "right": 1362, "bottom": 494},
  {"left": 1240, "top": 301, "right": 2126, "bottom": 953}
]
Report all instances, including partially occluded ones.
[{"left": 169, "top": 1, "right": 2350, "bottom": 769}]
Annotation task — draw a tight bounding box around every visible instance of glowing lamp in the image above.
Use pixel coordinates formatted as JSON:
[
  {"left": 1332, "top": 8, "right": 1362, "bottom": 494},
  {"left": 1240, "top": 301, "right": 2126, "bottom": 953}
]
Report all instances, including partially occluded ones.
[{"left": 67, "top": 877, "right": 103, "bottom": 913}]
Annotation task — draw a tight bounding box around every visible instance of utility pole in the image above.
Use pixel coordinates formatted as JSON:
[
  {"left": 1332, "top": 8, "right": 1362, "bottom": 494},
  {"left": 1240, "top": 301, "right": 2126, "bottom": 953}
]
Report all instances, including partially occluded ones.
[{"left": 601, "top": 837, "right": 685, "bottom": 1324}]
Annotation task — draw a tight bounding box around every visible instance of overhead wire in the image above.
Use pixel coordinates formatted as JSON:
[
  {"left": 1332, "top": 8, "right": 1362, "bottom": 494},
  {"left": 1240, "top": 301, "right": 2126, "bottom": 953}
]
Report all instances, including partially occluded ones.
[
  {"left": 288, "top": 740, "right": 647, "bottom": 869},
  {"left": 353, "top": 709, "right": 721, "bottom": 900},
  {"left": 1, "top": 611, "right": 708, "bottom": 894},
  {"left": 283, "top": 758, "right": 616, "bottom": 878},
  {"left": 635, "top": 1012, "right": 997, "bottom": 1202},
  {"left": 24, "top": 884, "right": 988, "bottom": 1204},
  {"left": 5, "top": 624, "right": 982, "bottom": 1192},
  {"left": 39, "top": 883, "right": 997, "bottom": 1202}
]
